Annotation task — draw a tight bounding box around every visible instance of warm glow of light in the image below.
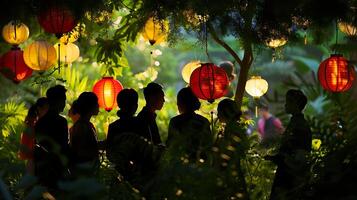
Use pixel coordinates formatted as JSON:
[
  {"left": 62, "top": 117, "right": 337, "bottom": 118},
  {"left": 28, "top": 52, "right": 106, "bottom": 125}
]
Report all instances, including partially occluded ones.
[
  {"left": 338, "top": 22, "right": 357, "bottom": 37},
  {"left": 23, "top": 40, "right": 57, "bottom": 71},
  {"left": 93, "top": 77, "right": 123, "bottom": 111},
  {"left": 2, "top": 21, "right": 29, "bottom": 45},
  {"left": 266, "top": 38, "right": 287, "bottom": 48},
  {"left": 141, "top": 17, "right": 169, "bottom": 45},
  {"left": 245, "top": 76, "right": 269, "bottom": 98},
  {"left": 54, "top": 43, "right": 80, "bottom": 64},
  {"left": 181, "top": 61, "right": 201, "bottom": 83}
]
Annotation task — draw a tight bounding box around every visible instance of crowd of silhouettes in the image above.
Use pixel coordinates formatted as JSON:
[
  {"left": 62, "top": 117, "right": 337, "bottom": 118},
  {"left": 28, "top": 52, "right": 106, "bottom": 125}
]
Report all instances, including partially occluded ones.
[{"left": 21, "top": 82, "right": 312, "bottom": 199}]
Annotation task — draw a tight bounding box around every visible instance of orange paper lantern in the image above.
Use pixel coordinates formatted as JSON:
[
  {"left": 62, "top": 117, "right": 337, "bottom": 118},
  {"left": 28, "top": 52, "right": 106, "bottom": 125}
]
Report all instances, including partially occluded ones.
[{"left": 93, "top": 77, "right": 123, "bottom": 111}]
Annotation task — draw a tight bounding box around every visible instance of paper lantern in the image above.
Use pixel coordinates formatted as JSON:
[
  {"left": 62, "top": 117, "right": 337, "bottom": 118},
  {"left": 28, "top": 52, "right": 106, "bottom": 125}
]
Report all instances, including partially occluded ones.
[
  {"left": 23, "top": 40, "right": 57, "bottom": 71},
  {"left": 2, "top": 21, "right": 29, "bottom": 45},
  {"left": 37, "top": 5, "right": 76, "bottom": 38},
  {"left": 318, "top": 54, "right": 355, "bottom": 92},
  {"left": 93, "top": 77, "right": 123, "bottom": 111},
  {"left": 338, "top": 22, "right": 357, "bottom": 37},
  {"left": 181, "top": 61, "right": 201, "bottom": 83},
  {"left": 0, "top": 47, "right": 32, "bottom": 83},
  {"left": 141, "top": 17, "right": 168, "bottom": 45},
  {"left": 190, "top": 63, "right": 229, "bottom": 103},
  {"left": 54, "top": 43, "right": 80, "bottom": 64},
  {"left": 265, "top": 38, "right": 287, "bottom": 48},
  {"left": 245, "top": 76, "right": 269, "bottom": 98}
]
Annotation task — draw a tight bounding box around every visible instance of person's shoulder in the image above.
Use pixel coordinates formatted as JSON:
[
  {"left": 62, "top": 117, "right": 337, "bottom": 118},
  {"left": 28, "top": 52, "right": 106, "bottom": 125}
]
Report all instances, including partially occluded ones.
[{"left": 193, "top": 113, "right": 209, "bottom": 124}]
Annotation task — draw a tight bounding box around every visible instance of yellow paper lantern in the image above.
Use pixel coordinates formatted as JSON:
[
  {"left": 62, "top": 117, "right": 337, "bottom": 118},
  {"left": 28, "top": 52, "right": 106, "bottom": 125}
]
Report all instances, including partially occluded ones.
[
  {"left": 23, "top": 40, "right": 57, "bottom": 71},
  {"left": 265, "top": 38, "right": 287, "bottom": 48},
  {"left": 141, "top": 17, "right": 169, "bottom": 45},
  {"left": 338, "top": 22, "right": 357, "bottom": 37},
  {"left": 181, "top": 61, "right": 201, "bottom": 83},
  {"left": 2, "top": 21, "right": 29, "bottom": 45},
  {"left": 54, "top": 43, "right": 80, "bottom": 64},
  {"left": 245, "top": 76, "right": 269, "bottom": 98}
]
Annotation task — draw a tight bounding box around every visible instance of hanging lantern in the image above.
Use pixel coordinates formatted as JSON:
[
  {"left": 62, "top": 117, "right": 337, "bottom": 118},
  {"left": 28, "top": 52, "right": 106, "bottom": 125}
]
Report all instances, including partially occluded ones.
[
  {"left": 23, "top": 40, "right": 57, "bottom": 71},
  {"left": 318, "top": 54, "right": 355, "bottom": 92},
  {"left": 0, "top": 47, "right": 32, "bottom": 83},
  {"left": 190, "top": 63, "right": 229, "bottom": 103},
  {"left": 54, "top": 42, "right": 80, "bottom": 64},
  {"left": 2, "top": 21, "right": 29, "bottom": 46},
  {"left": 338, "top": 22, "right": 357, "bottom": 37},
  {"left": 141, "top": 17, "right": 169, "bottom": 45},
  {"left": 93, "top": 77, "right": 123, "bottom": 111},
  {"left": 265, "top": 38, "right": 287, "bottom": 49},
  {"left": 181, "top": 61, "right": 201, "bottom": 83},
  {"left": 37, "top": 5, "right": 77, "bottom": 38},
  {"left": 245, "top": 76, "right": 269, "bottom": 117}
]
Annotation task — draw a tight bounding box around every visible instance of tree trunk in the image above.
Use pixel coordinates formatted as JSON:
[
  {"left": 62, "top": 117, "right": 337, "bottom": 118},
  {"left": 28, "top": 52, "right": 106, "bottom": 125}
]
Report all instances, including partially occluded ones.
[{"left": 234, "top": 60, "right": 251, "bottom": 109}]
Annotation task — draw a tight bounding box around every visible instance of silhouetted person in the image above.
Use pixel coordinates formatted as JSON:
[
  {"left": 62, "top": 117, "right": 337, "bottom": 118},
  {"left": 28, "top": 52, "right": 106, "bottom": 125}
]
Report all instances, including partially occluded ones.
[
  {"left": 68, "top": 99, "right": 80, "bottom": 125},
  {"left": 108, "top": 88, "right": 159, "bottom": 189},
  {"left": 70, "top": 92, "right": 99, "bottom": 167},
  {"left": 219, "top": 61, "right": 236, "bottom": 97},
  {"left": 167, "top": 87, "right": 212, "bottom": 161},
  {"left": 34, "top": 85, "right": 69, "bottom": 190},
  {"left": 268, "top": 89, "right": 312, "bottom": 200},
  {"left": 216, "top": 98, "right": 249, "bottom": 199},
  {"left": 258, "top": 104, "right": 284, "bottom": 146},
  {"left": 137, "top": 82, "right": 165, "bottom": 145},
  {"left": 19, "top": 97, "right": 48, "bottom": 174}
]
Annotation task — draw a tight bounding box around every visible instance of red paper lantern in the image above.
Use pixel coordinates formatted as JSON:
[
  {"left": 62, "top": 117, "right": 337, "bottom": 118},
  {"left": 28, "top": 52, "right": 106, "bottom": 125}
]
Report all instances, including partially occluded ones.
[
  {"left": 37, "top": 5, "right": 76, "bottom": 38},
  {"left": 93, "top": 77, "right": 123, "bottom": 111},
  {"left": 190, "top": 63, "right": 229, "bottom": 103},
  {"left": 318, "top": 54, "right": 355, "bottom": 92},
  {"left": 0, "top": 47, "right": 32, "bottom": 83}
]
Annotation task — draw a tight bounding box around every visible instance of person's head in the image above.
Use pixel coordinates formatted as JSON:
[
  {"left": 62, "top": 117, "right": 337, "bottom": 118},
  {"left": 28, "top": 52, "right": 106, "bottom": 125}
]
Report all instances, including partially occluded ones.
[
  {"left": 68, "top": 100, "right": 80, "bottom": 123},
  {"left": 219, "top": 61, "right": 236, "bottom": 82},
  {"left": 217, "top": 99, "right": 242, "bottom": 123},
  {"left": 35, "top": 97, "right": 49, "bottom": 118},
  {"left": 46, "top": 85, "right": 67, "bottom": 113},
  {"left": 259, "top": 104, "right": 271, "bottom": 119},
  {"left": 77, "top": 92, "right": 99, "bottom": 118},
  {"left": 25, "top": 105, "right": 38, "bottom": 126},
  {"left": 285, "top": 89, "right": 307, "bottom": 114},
  {"left": 177, "top": 87, "right": 201, "bottom": 114},
  {"left": 143, "top": 82, "right": 165, "bottom": 111},
  {"left": 117, "top": 88, "right": 138, "bottom": 116}
]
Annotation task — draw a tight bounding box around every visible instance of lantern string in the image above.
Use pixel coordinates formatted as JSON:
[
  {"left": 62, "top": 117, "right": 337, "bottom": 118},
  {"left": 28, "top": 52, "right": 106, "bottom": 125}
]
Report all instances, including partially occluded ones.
[
  {"left": 335, "top": 19, "right": 339, "bottom": 54},
  {"left": 58, "top": 43, "right": 61, "bottom": 73}
]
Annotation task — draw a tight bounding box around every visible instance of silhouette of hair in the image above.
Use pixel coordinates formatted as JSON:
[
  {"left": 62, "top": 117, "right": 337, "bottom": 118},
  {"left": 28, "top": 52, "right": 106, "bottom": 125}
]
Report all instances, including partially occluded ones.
[
  {"left": 218, "top": 99, "right": 242, "bottom": 121},
  {"left": 25, "top": 104, "right": 38, "bottom": 124},
  {"left": 36, "top": 97, "right": 48, "bottom": 108},
  {"left": 117, "top": 89, "right": 138, "bottom": 109},
  {"left": 259, "top": 103, "right": 269, "bottom": 111},
  {"left": 77, "top": 92, "right": 98, "bottom": 116},
  {"left": 46, "top": 85, "right": 66, "bottom": 105},
  {"left": 143, "top": 82, "right": 163, "bottom": 99},
  {"left": 286, "top": 89, "right": 307, "bottom": 111},
  {"left": 219, "top": 61, "right": 236, "bottom": 80},
  {"left": 177, "top": 87, "right": 201, "bottom": 112},
  {"left": 69, "top": 100, "right": 80, "bottom": 116}
]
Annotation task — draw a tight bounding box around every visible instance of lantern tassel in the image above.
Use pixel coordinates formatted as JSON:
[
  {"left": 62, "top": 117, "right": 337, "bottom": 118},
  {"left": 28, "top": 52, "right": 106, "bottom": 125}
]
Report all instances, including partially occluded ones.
[
  {"left": 255, "top": 106, "right": 258, "bottom": 118},
  {"left": 58, "top": 43, "right": 61, "bottom": 73},
  {"left": 210, "top": 111, "right": 214, "bottom": 135},
  {"left": 304, "top": 32, "right": 307, "bottom": 45}
]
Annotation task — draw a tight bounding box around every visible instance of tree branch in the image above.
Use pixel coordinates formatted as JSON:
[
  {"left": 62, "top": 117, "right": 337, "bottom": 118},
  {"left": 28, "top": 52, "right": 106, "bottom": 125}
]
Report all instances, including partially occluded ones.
[{"left": 207, "top": 23, "right": 243, "bottom": 67}]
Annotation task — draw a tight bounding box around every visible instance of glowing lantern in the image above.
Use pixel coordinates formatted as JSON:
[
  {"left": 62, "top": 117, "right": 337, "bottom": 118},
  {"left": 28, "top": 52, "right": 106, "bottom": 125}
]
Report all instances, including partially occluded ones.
[
  {"left": 190, "top": 63, "right": 229, "bottom": 103},
  {"left": 2, "top": 21, "right": 29, "bottom": 46},
  {"left": 93, "top": 77, "right": 123, "bottom": 111},
  {"left": 245, "top": 76, "right": 269, "bottom": 117},
  {"left": 338, "top": 22, "right": 357, "bottom": 37},
  {"left": 54, "top": 43, "right": 80, "bottom": 64},
  {"left": 265, "top": 38, "right": 287, "bottom": 48},
  {"left": 318, "top": 54, "right": 355, "bottom": 92},
  {"left": 0, "top": 47, "right": 32, "bottom": 83},
  {"left": 245, "top": 76, "right": 269, "bottom": 98},
  {"left": 37, "top": 5, "right": 77, "bottom": 38},
  {"left": 141, "top": 17, "right": 168, "bottom": 45},
  {"left": 181, "top": 61, "right": 201, "bottom": 83},
  {"left": 23, "top": 40, "right": 57, "bottom": 71}
]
